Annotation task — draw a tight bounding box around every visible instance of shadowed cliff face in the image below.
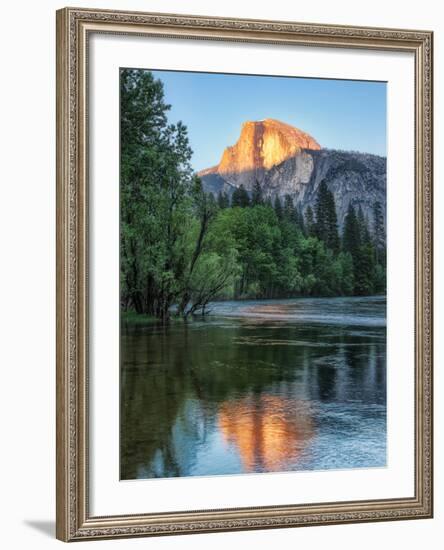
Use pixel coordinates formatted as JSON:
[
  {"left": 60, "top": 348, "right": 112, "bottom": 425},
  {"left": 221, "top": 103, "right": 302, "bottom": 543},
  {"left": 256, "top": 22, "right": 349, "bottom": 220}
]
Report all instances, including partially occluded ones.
[{"left": 198, "top": 119, "right": 386, "bottom": 230}]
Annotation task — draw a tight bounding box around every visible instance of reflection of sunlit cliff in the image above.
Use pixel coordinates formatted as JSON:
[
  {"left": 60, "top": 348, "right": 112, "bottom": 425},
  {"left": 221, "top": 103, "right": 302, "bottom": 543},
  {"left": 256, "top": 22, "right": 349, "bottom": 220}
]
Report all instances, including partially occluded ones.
[{"left": 218, "top": 394, "right": 313, "bottom": 472}]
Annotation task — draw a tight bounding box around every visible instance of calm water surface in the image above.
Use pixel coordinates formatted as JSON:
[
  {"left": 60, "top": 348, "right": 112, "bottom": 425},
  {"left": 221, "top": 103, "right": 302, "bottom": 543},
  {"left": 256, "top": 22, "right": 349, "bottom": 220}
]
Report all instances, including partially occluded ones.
[{"left": 120, "top": 296, "right": 386, "bottom": 480}]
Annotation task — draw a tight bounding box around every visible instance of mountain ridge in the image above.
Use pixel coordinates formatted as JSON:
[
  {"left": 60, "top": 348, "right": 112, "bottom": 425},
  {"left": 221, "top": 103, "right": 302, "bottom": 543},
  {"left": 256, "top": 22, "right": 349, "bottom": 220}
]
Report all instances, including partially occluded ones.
[{"left": 198, "top": 119, "right": 386, "bottom": 230}]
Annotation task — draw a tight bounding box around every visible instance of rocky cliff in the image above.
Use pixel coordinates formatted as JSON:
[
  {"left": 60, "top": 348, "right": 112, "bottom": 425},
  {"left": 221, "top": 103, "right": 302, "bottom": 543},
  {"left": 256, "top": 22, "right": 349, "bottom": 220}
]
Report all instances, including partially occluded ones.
[{"left": 198, "top": 119, "right": 386, "bottom": 230}]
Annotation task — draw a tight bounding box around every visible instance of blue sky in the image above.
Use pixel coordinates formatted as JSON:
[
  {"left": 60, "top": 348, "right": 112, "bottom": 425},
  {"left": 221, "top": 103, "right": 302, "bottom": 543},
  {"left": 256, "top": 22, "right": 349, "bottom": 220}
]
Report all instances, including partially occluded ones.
[{"left": 149, "top": 69, "right": 387, "bottom": 172}]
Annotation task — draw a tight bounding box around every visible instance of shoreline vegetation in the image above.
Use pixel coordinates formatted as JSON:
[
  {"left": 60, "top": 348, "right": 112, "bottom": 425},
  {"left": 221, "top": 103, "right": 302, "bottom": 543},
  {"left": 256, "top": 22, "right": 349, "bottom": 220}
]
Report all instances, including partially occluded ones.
[{"left": 121, "top": 69, "right": 386, "bottom": 323}]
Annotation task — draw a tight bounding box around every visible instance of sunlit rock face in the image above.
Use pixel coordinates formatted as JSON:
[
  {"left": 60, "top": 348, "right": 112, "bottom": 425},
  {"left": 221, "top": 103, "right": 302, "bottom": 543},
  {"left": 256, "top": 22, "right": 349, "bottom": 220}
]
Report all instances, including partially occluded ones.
[
  {"left": 200, "top": 118, "right": 320, "bottom": 190},
  {"left": 198, "top": 119, "right": 386, "bottom": 230},
  {"left": 219, "top": 119, "right": 320, "bottom": 174}
]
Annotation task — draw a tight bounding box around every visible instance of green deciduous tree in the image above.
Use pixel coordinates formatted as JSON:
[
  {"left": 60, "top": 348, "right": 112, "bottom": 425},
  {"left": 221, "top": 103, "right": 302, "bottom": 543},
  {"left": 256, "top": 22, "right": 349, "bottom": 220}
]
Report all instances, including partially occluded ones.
[{"left": 120, "top": 68, "right": 195, "bottom": 321}]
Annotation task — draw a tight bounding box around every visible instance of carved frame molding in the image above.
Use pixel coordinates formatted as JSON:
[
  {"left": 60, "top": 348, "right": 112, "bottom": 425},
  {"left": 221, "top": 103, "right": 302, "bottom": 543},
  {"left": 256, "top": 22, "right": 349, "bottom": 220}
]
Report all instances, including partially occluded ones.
[{"left": 56, "top": 7, "right": 433, "bottom": 542}]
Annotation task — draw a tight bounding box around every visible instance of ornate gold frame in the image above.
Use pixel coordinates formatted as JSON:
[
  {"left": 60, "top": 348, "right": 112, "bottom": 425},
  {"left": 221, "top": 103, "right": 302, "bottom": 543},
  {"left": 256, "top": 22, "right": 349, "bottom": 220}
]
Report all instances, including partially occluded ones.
[{"left": 56, "top": 7, "right": 433, "bottom": 542}]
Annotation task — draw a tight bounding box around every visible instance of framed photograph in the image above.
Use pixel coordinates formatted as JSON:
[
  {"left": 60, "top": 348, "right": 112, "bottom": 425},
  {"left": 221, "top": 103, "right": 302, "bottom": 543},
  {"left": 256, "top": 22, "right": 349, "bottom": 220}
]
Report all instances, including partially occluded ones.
[{"left": 56, "top": 7, "right": 433, "bottom": 541}]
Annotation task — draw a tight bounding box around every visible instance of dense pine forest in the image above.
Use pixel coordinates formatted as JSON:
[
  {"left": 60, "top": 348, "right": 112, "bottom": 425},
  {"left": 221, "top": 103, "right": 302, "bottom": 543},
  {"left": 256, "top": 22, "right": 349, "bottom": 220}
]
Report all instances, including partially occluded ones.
[{"left": 120, "top": 69, "right": 386, "bottom": 322}]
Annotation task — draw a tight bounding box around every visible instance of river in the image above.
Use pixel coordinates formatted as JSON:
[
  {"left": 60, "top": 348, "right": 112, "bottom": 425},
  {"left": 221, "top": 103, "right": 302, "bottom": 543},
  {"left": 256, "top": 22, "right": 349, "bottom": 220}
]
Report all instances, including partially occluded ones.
[{"left": 120, "top": 296, "right": 386, "bottom": 480}]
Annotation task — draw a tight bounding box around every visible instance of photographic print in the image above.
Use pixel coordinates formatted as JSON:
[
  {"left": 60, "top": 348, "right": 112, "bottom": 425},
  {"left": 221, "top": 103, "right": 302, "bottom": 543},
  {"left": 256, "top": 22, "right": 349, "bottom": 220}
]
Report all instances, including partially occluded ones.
[
  {"left": 56, "top": 9, "right": 433, "bottom": 540},
  {"left": 120, "top": 68, "right": 387, "bottom": 481}
]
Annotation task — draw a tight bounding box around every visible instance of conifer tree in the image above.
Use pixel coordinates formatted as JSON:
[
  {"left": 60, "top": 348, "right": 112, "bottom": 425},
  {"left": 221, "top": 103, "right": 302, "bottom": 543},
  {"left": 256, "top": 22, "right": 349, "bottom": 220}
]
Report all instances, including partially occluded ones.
[
  {"left": 315, "top": 180, "right": 339, "bottom": 251},
  {"left": 283, "top": 194, "right": 296, "bottom": 223},
  {"left": 305, "top": 205, "right": 316, "bottom": 237},
  {"left": 230, "top": 188, "right": 238, "bottom": 207},
  {"left": 343, "top": 203, "right": 376, "bottom": 295},
  {"left": 217, "top": 190, "right": 223, "bottom": 208},
  {"left": 231, "top": 184, "right": 250, "bottom": 208},
  {"left": 315, "top": 181, "right": 329, "bottom": 243},
  {"left": 354, "top": 241, "right": 375, "bottom": 296},
  {"left": 343, "top": 203, "right": 360, "bottom": 258},
  {"left": 296, "top": 204, "right": 306, "bottom": 235},
  {"left": 373, "top": 200, "right": 386, "bottom": 265},
  {"left": 252, "top": 180, "right": 263, "bottom": 206},
  {"left": 274, "top": 196, "right": 283, "bottom": 219},
  {"left": 325, "top": 189, "right": 340, "bottom": 252},
  {"left": 356, "top": 206, "right": 368, "bottom": 242},
  {"left": 217, "top": 190, "right": 229, "bottom": 209},
  {"left": 264, "top": 196, "right": 273, "bottom": 208}
]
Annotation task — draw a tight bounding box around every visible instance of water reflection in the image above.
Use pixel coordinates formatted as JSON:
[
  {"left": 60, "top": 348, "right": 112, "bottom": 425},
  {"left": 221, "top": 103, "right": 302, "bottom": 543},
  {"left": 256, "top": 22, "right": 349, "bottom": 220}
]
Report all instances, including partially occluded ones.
[
  {"left": 120, "top": 296, "right": 386, "bottom": 479},
  {"left": 219, "top": 394, "right": 314, "bottom": 472}
]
